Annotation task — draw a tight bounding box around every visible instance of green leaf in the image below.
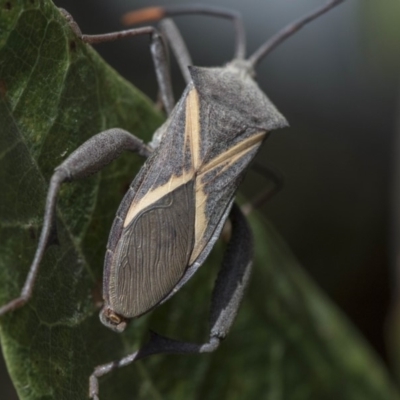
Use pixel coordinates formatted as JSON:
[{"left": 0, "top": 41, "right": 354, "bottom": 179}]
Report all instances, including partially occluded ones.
[{"left": 0, "top": 1, "right": 398, "bottom": 399}]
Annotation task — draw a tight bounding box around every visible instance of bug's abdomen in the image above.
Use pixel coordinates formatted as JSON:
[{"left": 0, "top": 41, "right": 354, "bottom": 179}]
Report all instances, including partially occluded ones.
[{"left": 108, "top": 180, "right": 195, "bottom": 318}]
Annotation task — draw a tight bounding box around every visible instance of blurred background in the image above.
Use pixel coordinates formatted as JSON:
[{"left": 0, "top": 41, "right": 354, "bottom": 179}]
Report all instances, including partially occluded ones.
[{"left": 2, "top": 0, "right": 400, "bottom": 397}]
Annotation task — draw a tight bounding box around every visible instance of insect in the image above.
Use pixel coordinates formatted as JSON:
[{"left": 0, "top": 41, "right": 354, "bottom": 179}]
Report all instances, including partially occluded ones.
[{"left": 0, "top": 1, "right": 345, "bottom": 399}]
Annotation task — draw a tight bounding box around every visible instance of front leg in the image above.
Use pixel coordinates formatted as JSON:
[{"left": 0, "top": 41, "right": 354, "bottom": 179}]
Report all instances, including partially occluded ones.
[
  {"left": 60, "top": 8, "right": 175, "bottom": 116},
  {"left": 89, "top": 203, "right": 253, "bottom": 399},
  {"left": 0, "top": 129, "right": 150, "bottom": 316}
]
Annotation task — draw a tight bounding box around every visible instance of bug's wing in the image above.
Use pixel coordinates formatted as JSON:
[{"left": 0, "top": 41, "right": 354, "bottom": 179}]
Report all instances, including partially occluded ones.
[
  {"left": 186, "top": 65, "right": 288, "bottom": 265},
  {"left": 187, "top": 139, "right": 261, "bottom": 263},
  {"left": 105, "top": 87, "right": 198, "bottom": 318},
  {"left": 108, "top": 180, "right": 195, "bottom": 318}
]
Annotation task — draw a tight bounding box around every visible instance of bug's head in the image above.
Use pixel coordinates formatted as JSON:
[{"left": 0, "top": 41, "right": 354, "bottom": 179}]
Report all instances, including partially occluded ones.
[
  {"left": 99, "top": 306, "right": 128, "bottom": 333},
  {"left": 226, "top": 59, "right": 256, "bottom": 80}
]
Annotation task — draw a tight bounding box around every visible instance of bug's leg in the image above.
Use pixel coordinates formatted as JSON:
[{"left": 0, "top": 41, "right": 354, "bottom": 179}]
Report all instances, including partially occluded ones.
[
  {"left": 0, "top": 129, "right": 150, "bottom": 317},
  {"left": 60, "top": 9, "right": 175, "bottom": 115},
  {"left": 158, "top": 19, "right": 193, "bottom": 84},
  {"left": 241, "top": 163, "right": 284, "bottom": 216},
  {"left": 152, "top": 18, "right": 192, "bottom": 112},
  {"left": 122, "top": 5, "right": 246, "bottom": 60},
  {"left": 89, "top": 203, "right": 252, "bottom": 400}
]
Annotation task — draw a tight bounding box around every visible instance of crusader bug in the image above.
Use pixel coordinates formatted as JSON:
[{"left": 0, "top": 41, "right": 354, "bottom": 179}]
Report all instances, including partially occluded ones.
[{"left": 0, "top": 1, "right": 346, "bottom": 399}]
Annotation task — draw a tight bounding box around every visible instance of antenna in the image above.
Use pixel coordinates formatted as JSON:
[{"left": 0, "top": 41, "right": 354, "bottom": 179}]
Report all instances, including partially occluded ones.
[
  {"left": 122, "top": 4, "right": 246, "bottom": 59},
  {"left": 248, "top": 0, "right": 346, "bottom": 68}
]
